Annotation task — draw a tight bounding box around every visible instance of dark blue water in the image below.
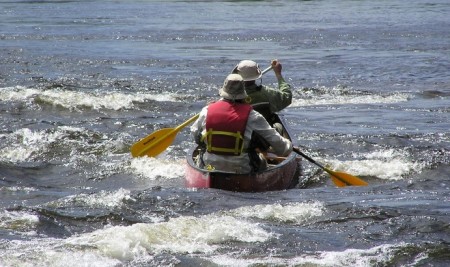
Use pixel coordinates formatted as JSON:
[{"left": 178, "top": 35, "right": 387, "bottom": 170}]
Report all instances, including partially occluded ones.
[{"left": 1, "top": 0, "right": 449, "bottom": 266}]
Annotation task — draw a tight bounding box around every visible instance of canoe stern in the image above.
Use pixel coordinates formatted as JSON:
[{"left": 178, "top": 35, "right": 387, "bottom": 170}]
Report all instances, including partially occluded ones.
[{"left": 185, "top": 162, "right": 211, "bottom": 188}]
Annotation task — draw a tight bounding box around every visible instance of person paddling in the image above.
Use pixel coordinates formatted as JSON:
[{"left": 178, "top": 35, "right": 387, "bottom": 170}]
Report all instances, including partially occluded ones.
[
  {"left": 231, "top": 59, "right": 293, "bottom": 115},
  {"left": 190, "top": 74, "right": 292, "bottom": 173}
]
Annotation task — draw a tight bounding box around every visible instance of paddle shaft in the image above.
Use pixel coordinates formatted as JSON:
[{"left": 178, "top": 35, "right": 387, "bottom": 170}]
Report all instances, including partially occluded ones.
[
  {"left": 261, "top": 66, "right": 273, "bottom": 75},
  {"left": 292, "top": 147, "right": 348, "bottom": 185},
  {"left": 293, "top": 147, "right": 327, "bottom": 170},
  {"left": 292, "top": 147, "right": 367, "bottom": 187},
  {"left": 174, "top": 113, "right": 200, "bottom": 132}
]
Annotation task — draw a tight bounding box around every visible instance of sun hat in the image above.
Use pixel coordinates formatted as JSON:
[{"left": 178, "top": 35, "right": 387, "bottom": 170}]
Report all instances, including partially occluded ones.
[
  {"left": 231, "top": 60, "right": 262, "bottom": 81},
  {"left": 219, "top": 74, "right": 247, "bottom": 100}
]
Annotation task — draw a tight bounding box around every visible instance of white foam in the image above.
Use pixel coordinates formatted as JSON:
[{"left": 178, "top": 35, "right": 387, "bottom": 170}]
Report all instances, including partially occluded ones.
[
  {"left": 225, "top": 201, "right": 324, "bottom": 224},
  {"left": 0, "top": 128, "right": 65, "bottom": 163},
  {"left": 67, "top": 214, "right": 271, "bottom": 260},
  {"left": 208, "top": 243, "right": 414, "bottom": 267},
  {"left": 0, "top": 204, "right": 421, "bottom": 267},
  {"left": 0, "top": 86, "right": 40, "bottom": 101},
  {"left": 0, "top": 126, "right": 117, "bottom": 164},
  {"left": 0, "top": 186, "right": 37, "bottom": 193},
  {"left": 0, "top": 238, "right": 121, "bottom": 267},
  {"left": 129, "top": 156, "right": 185, "bottom": 180},
  {"left": 291, "top": 86, "right": 410, "bottom": 107},
  {"left": 334, "top": 149, "right": 425, "bottom": 180},
  {"left": 0, "top": 210, "right": 40, "bottom": 232},
  {"left": 315, "top": 149, "right": 424, "bottom": 181},
  {"left": 300, "top": 243, "right": 408, "bottom": 267},
  {"left": 0, "top": 86, "right": 178, "bottom": 110},
  {"left": 46, "top": 188, "right": 134, "bottom": 210},
  {"left": 43, "top": 201, "right": 322, "bottom": 263},
  {"left": 0, "top": 209, "right": 272, "bottom": 264}
]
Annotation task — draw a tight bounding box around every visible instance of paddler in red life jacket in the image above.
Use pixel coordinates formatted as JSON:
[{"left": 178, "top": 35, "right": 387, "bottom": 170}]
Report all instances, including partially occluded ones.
[{"left": 190, "top": 73, "right": 293, "bottom": 174}]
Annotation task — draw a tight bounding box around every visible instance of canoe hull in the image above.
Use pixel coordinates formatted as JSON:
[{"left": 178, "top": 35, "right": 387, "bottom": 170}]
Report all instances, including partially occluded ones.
[
  {"left": 185, "top": 106, "right": 301, "bottom": 192},
  {"left": 185, "top": 149, "right": 301, "bottom": 192}
]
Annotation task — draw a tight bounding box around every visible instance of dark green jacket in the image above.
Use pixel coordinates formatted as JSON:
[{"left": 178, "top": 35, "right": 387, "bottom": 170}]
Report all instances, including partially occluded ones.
[{"left": 245, "top": 77, "right": 293, "bottom": 113}]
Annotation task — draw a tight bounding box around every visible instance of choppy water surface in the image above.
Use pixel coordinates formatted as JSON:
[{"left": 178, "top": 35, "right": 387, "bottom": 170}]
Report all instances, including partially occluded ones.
[{"left": 1, "top": 0, "right": 449, "bottom": 266}]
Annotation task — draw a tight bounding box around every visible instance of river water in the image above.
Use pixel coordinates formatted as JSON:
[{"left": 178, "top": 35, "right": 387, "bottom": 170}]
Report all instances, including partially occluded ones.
[{"left": 0, "top": 0, "right": 449, "bottom": 266}]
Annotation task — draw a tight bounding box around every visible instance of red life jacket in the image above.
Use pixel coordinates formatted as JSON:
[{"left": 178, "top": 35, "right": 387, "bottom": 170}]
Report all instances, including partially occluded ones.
[{"left": 203, "top": 100, "right": 252, "bottom": 155}]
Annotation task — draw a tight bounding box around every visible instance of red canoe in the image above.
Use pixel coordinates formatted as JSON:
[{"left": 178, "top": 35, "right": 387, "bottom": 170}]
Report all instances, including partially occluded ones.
[{"left": 185, "top": 109, "right": 302, "bottom": 192}]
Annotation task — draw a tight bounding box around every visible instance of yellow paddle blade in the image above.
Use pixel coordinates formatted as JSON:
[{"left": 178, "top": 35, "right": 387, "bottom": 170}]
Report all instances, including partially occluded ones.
[
  {"left": 130, "top": 113, "right": 200, "bottom": 158},
  {"left": 292, "top": 147, "right": 368, "bottom": 188},
  {"left": 130, "top": 128, "right": 177, "bottom": 157},
  {"left": 330, "top": 175, "right": 348, "bottom": 188},
  {"left": 327, "top": 169, "right": 368, "bottom": 187}
]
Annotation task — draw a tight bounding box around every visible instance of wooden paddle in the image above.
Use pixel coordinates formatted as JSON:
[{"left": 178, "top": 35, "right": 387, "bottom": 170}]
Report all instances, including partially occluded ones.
[
  {"left": 293, "top": 147, "right": 368, "bottom": 187},
  {"left": 130, "top": 114, "right": 199, "bottom": 157}
]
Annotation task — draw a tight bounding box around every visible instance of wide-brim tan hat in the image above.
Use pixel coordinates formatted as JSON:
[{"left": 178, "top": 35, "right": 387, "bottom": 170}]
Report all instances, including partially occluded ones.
[
  {"left": 219, "top": 74, "right": 247, "bottom": 100},
  {"left": 232, "top": 60, "right": 262, "bottom": 81}
]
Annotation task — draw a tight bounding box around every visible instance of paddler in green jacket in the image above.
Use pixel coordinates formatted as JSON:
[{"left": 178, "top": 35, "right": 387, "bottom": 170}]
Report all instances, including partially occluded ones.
[{"left": 231, "top": 59, "right": 293, "bottom": 114}]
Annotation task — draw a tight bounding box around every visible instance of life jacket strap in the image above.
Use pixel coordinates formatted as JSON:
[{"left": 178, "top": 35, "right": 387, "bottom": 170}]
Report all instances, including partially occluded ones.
[{"left": 202, "top": 129, "right": 244, "bottom": 155}]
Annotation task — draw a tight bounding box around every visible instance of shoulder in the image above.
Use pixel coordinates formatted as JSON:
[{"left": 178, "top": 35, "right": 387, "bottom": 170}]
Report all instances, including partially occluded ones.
[
  {"left": 199, "top": 105, "right": 209, "bottom": 117},
  {"left": 248, "top": 110, "right": 270, "bottom": 124},
  {"left": 259, "top": 85, "right": 277, "bottom": 93}
]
